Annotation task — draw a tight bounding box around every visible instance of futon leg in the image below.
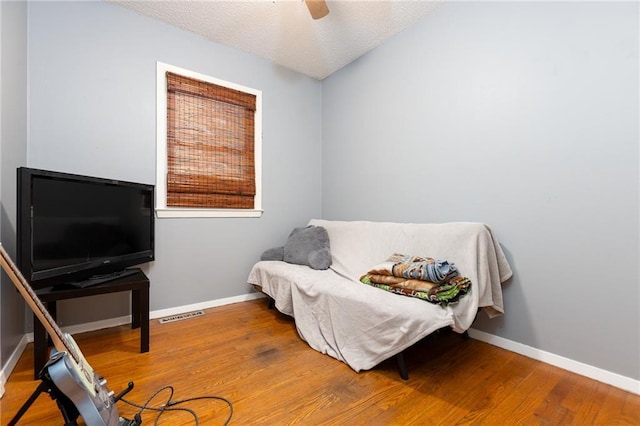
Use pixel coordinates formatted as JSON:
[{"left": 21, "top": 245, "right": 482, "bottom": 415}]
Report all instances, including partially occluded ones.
[
  {"left": 396, "top": 352, "right": 409, "bottom": 380},
  {"left": 267, "top": 297, "right": 275, "bottom": 310}
]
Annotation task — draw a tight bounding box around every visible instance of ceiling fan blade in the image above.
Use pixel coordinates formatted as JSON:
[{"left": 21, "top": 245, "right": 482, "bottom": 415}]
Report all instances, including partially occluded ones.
[{"left": 305, "top": 0, "right": 329, "bottom": 20}]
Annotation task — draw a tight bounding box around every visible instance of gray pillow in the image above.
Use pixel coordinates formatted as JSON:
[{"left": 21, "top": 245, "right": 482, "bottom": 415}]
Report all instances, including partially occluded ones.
[
  {"left": 284, "top": 226, "right": 332, "bottom": 270},
  {"left": 260, "top": 246, "right": 284, "bottom": 261},
  {"left": 260, "top": 225, "right": 332, "bottom": 270}
]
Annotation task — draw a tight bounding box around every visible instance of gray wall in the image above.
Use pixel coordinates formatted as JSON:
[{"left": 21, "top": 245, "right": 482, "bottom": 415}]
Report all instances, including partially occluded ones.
[
  {"left": 3, "top": 0, "right": 638, "bottom": 386},
  {"left": 1, "top": 1, "right": 28, "bottom": 371},
  {"left": 322, "top": 2, "right": 639, "bottom": 379},
  {"left": 25, "top": 1, "right": 322, "bottom": 326}
]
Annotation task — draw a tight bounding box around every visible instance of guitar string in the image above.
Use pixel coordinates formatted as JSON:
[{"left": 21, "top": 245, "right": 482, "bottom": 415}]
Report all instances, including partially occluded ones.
[{"left": 120, "top": 385, "right": 233, "bottom": 426}]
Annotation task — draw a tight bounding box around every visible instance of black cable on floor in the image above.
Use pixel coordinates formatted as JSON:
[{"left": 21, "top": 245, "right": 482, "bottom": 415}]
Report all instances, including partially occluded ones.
[{"left": 120, "top": 385, "right": 233, "bottom": 425}]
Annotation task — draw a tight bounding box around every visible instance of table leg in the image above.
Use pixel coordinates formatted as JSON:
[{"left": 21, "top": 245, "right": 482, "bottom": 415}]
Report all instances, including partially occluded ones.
[
  {"left": 131, "top": 290, "right": 140, "bottom": 329},
  {"left": 140, "top": 287, "right": 149, "bottom": 353}
]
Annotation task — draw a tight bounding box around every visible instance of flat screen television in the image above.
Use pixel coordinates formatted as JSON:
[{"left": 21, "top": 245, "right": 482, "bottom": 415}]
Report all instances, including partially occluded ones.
[{"left": 17, "top": 167, "right": 155, "bottom": 290}]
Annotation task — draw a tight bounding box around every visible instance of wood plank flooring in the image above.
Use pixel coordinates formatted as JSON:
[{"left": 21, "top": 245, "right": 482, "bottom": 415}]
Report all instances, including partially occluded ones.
[{"left": 1, "top": 299, "right": 638, "bottom": 425}]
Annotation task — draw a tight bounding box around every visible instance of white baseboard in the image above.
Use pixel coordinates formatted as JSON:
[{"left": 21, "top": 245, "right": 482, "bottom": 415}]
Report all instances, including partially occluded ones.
[
  {"left": 27, "top": 292, "right": 266, "bottom": 337},
  {"left": 468, "top": 328, "right": 640, "bottom": 396},
  {"left": 150, "top": 292, "right": 265, "bottom": 320},
  {"left": 0, "top": 334, "right": 30, "bottom": 398}
]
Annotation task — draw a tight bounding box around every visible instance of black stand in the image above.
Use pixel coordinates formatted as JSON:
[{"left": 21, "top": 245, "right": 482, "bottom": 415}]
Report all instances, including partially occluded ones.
[
  {"left": 9, "top": 354, "right": 80, "bottom": 426},
  {"left": 9, "top": 354, "right": 140, "bottom": 426}
]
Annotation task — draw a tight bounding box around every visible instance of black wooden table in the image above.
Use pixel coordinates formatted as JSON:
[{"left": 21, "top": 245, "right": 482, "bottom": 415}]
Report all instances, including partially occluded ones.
[{"left": 32, "top": 269, "right": 149, "bottom": 379}]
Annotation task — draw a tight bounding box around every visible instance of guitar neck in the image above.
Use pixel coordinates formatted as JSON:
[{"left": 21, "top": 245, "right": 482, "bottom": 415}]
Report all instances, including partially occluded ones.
[{"left": 0, "top": 244, "right": 79, "bottom": 364}]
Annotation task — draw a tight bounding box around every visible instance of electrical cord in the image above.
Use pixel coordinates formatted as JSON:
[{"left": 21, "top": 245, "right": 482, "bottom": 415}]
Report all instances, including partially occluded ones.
[{"left": 120, "top": 385, "right": 233, "bottom": 425}]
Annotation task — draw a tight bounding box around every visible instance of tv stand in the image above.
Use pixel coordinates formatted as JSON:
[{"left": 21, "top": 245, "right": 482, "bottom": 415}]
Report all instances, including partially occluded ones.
[
  {"left": 33, "top": 269, "right": 150, "bottom": 379},
  {"left": 62, "top": 269, "right": 140, "bottom": 289}
]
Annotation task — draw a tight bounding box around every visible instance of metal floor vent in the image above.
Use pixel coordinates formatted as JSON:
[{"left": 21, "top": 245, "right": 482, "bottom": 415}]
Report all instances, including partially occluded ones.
[{"left": 158, "top": 310, "right": 205, "bottom": 324}]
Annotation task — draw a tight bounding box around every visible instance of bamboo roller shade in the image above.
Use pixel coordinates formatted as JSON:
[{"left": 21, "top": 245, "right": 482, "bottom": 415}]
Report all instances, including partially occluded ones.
[{"left": 166, "top": 72, "right": 257, "bottom": 209}]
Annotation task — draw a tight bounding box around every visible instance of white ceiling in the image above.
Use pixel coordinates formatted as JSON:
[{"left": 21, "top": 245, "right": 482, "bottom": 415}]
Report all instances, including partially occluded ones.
[{"left": 110, "top": 0, "right": 442, "bottom": 80}]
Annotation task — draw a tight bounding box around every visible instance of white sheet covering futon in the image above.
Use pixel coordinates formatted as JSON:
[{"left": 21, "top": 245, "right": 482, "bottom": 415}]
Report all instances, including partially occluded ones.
[{"left": 247, "top": 219, "right": 512, "bottom": 372}]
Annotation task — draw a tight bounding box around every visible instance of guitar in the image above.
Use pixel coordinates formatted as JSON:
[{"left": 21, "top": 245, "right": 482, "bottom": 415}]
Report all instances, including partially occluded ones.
[{"left": 0, "top": 243, "right": 121, "bottom": 425}]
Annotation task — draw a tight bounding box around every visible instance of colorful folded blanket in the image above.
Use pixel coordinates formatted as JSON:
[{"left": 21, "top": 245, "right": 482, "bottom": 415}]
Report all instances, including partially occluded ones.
[
  {"left": 363, "top": 276, "right": 472, "bottom": 306},
  {"left": 362, "top": 253, "right": 459, "bottom": 283},
  {"left": 360, "top": 253, "right": 471, "bottom": 306}
]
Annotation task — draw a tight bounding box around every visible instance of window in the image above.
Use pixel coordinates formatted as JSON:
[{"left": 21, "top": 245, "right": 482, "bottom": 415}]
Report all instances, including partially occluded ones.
[{"left": 156, "top": 62, "right": 262, "bottom": 218}]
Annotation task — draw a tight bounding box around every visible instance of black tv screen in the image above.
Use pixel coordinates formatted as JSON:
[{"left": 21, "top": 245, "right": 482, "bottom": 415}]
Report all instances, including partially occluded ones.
[{"left": 17, "top": 167, "right": 155, "bottom": 289}]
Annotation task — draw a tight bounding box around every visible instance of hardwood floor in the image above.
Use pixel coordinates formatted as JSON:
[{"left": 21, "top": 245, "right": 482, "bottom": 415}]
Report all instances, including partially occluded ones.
[{"left": 1, "top": 299, "right": 638, "bottom": 425}]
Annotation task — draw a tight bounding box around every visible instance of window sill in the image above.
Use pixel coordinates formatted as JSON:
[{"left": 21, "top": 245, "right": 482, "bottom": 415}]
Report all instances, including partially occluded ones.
[{"left": 156, "top": 208, "right": 263, "bottom": 218}]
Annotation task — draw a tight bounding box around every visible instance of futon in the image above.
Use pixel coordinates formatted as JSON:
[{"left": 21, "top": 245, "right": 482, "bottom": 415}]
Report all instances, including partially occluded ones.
[{"left": 247, "top": 219, "right": 512, "bottom": 375}]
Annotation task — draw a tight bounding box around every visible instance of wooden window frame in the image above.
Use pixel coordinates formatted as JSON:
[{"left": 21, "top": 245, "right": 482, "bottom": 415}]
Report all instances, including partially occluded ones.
[{"left": 156, "top": 62, "right": 262, "bottom": 218}]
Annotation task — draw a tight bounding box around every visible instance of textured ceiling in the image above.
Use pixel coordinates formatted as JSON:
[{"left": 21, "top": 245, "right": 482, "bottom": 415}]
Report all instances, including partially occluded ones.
[{"left": 110, "top": 0, "right": 442, "bottom": 80}]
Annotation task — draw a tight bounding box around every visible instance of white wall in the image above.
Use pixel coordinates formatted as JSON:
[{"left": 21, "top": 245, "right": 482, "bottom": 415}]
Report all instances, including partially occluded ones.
[
  {"left": 0, "top": 0, "right": 28, "bottom": 387},
  {"left": 322, "top": 2, "right": 639, "bottom": 380},
  {"left": 26, "top": 1, "right": 323, "bottom": 325}
]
